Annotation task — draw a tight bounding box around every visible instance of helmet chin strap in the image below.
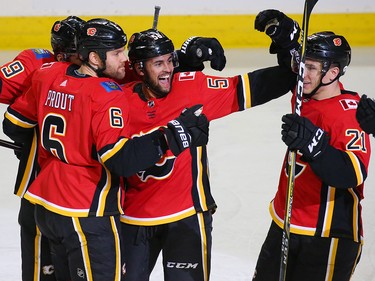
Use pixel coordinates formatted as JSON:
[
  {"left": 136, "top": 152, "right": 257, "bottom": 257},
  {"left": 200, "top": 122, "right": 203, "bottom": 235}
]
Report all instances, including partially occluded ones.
[
  {"left": 85, "top": 62, "right": 105, "bottom": 77},
  {"left": 303, "top": 71, "right": 340, "bottom": 98},
  {"left": 85, "top": 51, "right": 107, "bottom": 77}
]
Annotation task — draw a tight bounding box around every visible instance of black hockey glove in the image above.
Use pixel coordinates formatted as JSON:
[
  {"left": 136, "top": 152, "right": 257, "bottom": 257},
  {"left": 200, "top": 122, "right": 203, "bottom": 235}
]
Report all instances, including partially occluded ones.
[
  {"left": 356, "top": 95, "right": 375, "bottom": 135},
  {"left": 161, "top": 104, "right": 208, "bottom": 156},
  {"left": 255, "top": 9, "right": 300, "bottom": 53},
  {"left": 178, "top": 104, "right": 209, "bottom": 146},
  {"left": 179, "top": 37, "right": 226, "bottom": 71},
  {"left": 281, "top": 113, "right": 329, "bottom": 161}
]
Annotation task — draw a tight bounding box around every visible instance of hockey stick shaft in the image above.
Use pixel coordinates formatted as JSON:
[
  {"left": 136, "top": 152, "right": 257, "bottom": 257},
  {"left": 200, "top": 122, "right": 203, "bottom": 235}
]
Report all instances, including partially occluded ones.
[
  {"left": 279, "top": 1, "right": 318, "bottom": 281},
  {"left": 0, "top": 138, "right": 22, "bottom": 151},
  {"left": 152, "top": 5, "right": 161, "bottom": 30}
]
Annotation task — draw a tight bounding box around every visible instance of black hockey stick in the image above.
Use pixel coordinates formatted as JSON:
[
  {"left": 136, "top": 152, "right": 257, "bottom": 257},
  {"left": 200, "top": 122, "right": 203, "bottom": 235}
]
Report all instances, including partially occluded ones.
[
  {"left": 0, "top": 138, "right": 22, "bottom": 151},
  {"left": 152, "top": 5, "right": 161, "bottom": 30},
  {"left": 279, "top": 1, "right": 319, "bottom": 281}
]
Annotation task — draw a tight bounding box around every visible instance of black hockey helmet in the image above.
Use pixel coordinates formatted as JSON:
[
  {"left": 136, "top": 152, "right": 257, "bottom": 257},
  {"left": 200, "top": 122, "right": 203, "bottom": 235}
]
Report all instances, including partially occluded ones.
[
  {"left": 51, "top": 16, "right": 86, "bottom": 56},
  {"left": 77, "top": 18, "right": 127, "bottom": 62},
  {"left": 305, "top": 31, "right": 351, "bottom": 76},
  {"left": 127, "top": 29, "right": 177, "bottom": 66}
]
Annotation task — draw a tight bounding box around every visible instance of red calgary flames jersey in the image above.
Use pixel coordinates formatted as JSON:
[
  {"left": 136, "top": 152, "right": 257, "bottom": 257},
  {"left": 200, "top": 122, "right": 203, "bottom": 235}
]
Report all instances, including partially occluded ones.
[
  {"left": 121, "top": 71, "right": 253, "bottom": 225},
  {"left": 0, "top": 49, "right": 54, "bottom": 104},
  {"left": 271, "top": 88, "right": 371, "bottom": 242},
  {"left": 5, "top": 62, "right": 129, "bottom": 217}
]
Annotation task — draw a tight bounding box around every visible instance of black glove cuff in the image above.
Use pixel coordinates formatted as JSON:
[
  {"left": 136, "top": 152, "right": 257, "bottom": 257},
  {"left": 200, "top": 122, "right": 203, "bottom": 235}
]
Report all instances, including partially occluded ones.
[{"left": 301, "top": 134, "right": 330, "bottom": 162}]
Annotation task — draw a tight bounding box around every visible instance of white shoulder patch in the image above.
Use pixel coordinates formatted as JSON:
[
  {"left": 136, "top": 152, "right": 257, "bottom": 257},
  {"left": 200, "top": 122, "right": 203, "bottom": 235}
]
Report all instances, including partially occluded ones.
[{"left": 178, "top": 72, "right": 196, "bottom": 81}]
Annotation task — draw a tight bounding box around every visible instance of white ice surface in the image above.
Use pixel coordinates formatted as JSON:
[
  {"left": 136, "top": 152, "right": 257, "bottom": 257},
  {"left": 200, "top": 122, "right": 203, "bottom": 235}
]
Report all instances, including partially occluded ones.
[{"left": 0, "top": 48, "right": 374, "bottom": 281}]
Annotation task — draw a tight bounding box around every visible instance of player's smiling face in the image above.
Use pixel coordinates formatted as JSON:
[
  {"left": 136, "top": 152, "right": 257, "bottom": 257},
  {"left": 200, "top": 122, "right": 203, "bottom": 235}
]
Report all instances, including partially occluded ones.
[{"left": 143, "top": 53, "right": 175, "bottom": 98}]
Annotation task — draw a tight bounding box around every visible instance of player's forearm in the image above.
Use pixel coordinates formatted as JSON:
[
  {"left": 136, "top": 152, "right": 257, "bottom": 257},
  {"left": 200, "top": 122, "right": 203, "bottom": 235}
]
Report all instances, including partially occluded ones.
[
  {"left": 102, "top": 131, "right": 165, "bottom": 177},
  {"left": 248, "top": 65, "right": 295, "bottom": 106},
  {"left": 307, "top": 145, "right": 367, "bottom": 189},
  {"left": 2, "top": 116, "right": 34, "bottom": 144}
]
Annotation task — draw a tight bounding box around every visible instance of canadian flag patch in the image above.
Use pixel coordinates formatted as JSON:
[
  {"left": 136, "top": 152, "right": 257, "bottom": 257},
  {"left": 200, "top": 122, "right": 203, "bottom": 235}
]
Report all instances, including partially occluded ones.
[
  {"left": 179, "top": 72, "right": 196, "bottom": 81},
  {"left": 339, "top": 99, "right": 358, "bottom": 110}
]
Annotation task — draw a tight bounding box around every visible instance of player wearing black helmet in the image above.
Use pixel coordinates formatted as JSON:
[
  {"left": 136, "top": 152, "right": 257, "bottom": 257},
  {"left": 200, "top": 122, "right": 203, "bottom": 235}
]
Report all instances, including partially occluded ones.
[
  {"left": 51, "top": 15, "right": 86, "bottom": 64},
  {"left": 127, "top": 29, "right": 178, "bottom": 98},
  {"left": 77, "top": 18, "right": 127, "bottom": 78},
  {"left": 0, "top": 15, "right": 85, "bottom": 281},
  {"left": 119, "top": 26, "right": 298, "bottom": 281},
  {"left": 292, "top": 31, "right": 351, "bottom": 97},
  {"left": 3, "top": 18, "right": 209, "bottom": 281},
  {"left": 253, "top": 10, "right": 371, "bottom": 281}
]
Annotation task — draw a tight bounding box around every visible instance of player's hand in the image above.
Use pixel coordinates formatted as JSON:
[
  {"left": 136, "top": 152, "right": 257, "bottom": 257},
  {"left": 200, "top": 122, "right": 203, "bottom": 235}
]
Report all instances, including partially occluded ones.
[
  {"left": 180, "top": 37, "right": 226, "bottom": 71},
  {"left": 255, "top": 9, "right": 300, "bottom": 54},
  {"left": 161, "top": 105, "right": 209, "bottom": 156},
  {"left": 178, "top": 104, "right": 209, "bottom": 146},
  {"left": 281, "top": 113, "right": 329, "bottom": 161},
  {"left": 356, "top": 95, "right": 375, "bottom": 135}
]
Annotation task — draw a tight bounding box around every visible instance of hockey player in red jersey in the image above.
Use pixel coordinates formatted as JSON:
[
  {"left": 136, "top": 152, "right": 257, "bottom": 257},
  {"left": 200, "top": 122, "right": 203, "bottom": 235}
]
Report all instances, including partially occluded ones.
[
  {"left": 252, "top": 10, "right": 371, "bottom": 281},
  {"left": 3, "top": 18, "right": 208, "bottom": 281},
  {"left": 119, "top": 26, "right": 298, "bottom": 281},
  {"left": 356, "top": 95, "right": 375, "bottom": 136},
  {"left": 0, "top": 15, "right": 85, "bottom": 281}
]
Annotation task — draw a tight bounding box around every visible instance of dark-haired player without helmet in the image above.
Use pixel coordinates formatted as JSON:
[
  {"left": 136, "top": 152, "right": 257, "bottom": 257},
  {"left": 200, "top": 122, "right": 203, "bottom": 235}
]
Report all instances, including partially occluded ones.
[
  {"left": 119, "top": 26, "right": 299, "bottom": 281},
  {"left": 3, "top": 18, "right": 209, "bottom": 281},
  {"left": 252, "top": 10, "right": 371, "bottom": 281},
  {"left": 0, "top": 15, "right": 85, "bottom": 281}
]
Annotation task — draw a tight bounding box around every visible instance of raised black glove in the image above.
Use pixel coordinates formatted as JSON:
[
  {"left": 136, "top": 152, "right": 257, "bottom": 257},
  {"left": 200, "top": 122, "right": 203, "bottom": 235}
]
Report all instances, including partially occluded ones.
[
  {"left": 356, "top": 95, "right": 375, "bottom": 135},
  {"left": 281, "top": 113, "right": 329, "bottom": 161},
  {"left": 179, "top": 37, "right": 226, "bottom": 71},
  {"left": 255, "top": 9, "right": 300, "bottom": 54},
  {"left": 161, "top": 104, "right": 208, "bottom": 156}
]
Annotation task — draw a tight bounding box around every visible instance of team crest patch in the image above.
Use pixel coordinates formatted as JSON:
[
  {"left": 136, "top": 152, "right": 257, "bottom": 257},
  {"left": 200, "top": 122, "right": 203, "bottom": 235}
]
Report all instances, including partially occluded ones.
[
  {"left": 179, "top": 72, "right": 196, "bottom": 81},
  {"left": 100, "top": 81, "right": 122, "bottom": 92},
  {"left": 339, "top": 99, "right": 358, "bottom": 110},
  {"left": 31, "top": 48, "right": 53, "bottom": 59}
]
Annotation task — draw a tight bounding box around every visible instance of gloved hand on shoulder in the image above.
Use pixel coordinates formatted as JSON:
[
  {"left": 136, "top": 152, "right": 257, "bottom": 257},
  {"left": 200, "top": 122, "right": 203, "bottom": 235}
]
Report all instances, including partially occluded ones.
[{"left": 161, "top": 104, "right": 209, "bottom": 156}]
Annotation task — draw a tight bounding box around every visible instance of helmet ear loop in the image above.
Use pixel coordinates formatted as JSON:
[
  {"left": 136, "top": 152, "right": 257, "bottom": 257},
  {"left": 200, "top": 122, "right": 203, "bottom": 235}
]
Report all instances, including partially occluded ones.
[
  {"left": 94, "top": 51, "right": 107, "bottom": 77},
  {"left": 320, "top": 62, "right": 341, "bottom": 87},
  {"left": 172, "top": 51, "right": 179, "bottom": 68},
  {"left": 307, "top": 64, "right": 339, "bottom": 98},
  {"left": 85, "top": 51, "right": 107, "bottom": 77}
]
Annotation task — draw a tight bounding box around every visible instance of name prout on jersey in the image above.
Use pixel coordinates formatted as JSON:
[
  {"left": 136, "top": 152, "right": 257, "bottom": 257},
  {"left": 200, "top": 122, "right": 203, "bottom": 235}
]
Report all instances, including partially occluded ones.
[{"left": 44, "top": 90, "right": 75, "bottom": 111}]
